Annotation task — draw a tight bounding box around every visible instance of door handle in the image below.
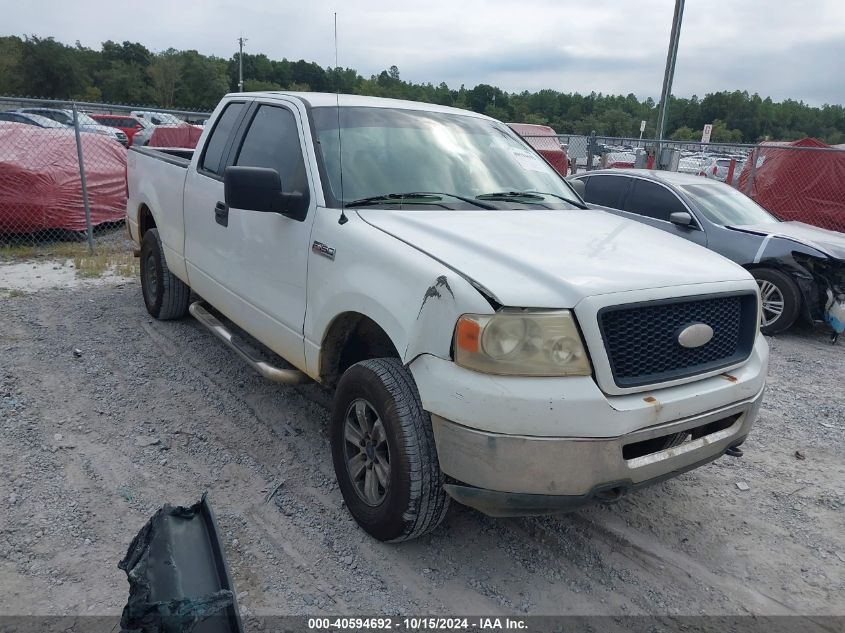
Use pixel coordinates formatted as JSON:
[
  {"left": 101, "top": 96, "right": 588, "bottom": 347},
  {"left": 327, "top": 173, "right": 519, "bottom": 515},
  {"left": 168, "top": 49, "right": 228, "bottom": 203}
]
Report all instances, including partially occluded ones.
[{"left": 214, "top": 201, "right": 229, "bottom": 227}]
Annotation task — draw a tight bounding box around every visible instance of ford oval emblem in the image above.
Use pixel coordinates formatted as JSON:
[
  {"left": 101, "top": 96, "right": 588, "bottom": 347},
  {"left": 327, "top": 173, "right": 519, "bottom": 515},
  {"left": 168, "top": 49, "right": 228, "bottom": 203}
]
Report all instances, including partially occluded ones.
[{"left": 677, "top": 323, "right": 714, "bottom": 348}]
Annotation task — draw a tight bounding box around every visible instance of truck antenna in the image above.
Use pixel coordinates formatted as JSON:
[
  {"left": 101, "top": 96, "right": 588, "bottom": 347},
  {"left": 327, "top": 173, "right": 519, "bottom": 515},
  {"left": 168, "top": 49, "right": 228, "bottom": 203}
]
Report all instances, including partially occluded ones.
[{"left": 334, "top": 12, "right": 348, "bottom": 225}]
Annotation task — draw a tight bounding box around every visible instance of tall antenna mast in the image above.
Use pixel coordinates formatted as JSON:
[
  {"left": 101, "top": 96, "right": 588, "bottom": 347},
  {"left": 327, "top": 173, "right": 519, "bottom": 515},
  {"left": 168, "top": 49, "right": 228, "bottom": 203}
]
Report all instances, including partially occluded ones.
[
  {"left": 238, "top": 36, "right": 248, "bottom": 92},
  {"left": 335, "top": 12, "right": 347, "bottom": 223}
]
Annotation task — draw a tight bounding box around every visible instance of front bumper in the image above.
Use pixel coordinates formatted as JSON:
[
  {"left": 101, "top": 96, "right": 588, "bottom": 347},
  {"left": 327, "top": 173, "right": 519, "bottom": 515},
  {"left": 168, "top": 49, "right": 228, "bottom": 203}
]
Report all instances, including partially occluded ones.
[{"left": 432, "top": 386, "right": 764, "bottom": 517}]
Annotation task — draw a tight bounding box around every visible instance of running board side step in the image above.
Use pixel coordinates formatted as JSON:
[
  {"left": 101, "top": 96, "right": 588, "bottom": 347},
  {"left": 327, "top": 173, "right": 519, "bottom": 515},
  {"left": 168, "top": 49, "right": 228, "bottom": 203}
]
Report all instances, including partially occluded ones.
[{"left": 189, "top": 302, "right": 311, "bottom": 385}]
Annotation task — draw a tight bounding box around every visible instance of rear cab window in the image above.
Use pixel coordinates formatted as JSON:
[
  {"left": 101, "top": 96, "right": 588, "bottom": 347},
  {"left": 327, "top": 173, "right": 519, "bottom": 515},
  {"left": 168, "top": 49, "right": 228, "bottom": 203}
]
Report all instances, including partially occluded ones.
[{"left": 199, "top": 102, "right": 247, "bottom": 176}]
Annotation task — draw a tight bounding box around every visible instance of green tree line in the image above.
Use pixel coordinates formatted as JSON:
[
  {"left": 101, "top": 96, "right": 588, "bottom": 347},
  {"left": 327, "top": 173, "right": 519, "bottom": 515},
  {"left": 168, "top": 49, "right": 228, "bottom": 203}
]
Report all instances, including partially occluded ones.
[{"left": 2, "top": 35, "right": 844, "bottom": 143}]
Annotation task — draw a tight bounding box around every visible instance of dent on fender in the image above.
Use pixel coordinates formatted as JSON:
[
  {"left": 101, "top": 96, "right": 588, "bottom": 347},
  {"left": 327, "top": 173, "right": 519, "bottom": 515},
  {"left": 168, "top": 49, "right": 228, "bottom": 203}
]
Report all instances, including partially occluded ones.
[{"left": 417, "top": 275, "right": 455, "bottom": 319}]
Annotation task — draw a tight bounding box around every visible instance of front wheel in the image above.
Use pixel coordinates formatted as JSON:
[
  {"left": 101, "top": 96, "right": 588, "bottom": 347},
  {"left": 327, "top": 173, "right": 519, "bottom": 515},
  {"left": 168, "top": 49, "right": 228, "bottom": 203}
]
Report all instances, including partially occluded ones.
[
  {"left": 330, "top": 358, "right": 449, "bottom": 542},
  {"left": 752, "top": 267, "right": 801, "bottom": 335}
]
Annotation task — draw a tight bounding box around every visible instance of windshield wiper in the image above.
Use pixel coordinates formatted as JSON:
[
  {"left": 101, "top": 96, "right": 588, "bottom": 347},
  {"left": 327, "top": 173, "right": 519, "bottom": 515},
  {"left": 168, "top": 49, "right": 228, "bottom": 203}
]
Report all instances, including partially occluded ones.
[
  {"left": 523, "top": 190, "right": 587, "bottom": 208},
  {"left": 478, "top": 190, "right": 585, "bottom": 207},
  {"left": 345, "top": 192, "right": 495, "bottom": 210},
  {"left": 476, "top": 191, "right": 546, "bottom": 202}
]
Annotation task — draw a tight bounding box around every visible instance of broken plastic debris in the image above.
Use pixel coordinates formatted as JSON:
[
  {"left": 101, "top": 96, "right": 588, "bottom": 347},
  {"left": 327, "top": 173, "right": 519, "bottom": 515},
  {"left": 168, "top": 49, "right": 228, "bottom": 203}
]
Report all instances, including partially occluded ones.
[{"left": 118, "top": 494, "right": 243, "bottom": 633}]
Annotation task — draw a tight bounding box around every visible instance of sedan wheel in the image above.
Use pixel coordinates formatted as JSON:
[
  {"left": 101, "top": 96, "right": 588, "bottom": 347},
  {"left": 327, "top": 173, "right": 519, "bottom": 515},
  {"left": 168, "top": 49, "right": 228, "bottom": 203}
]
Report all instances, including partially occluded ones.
[
  {"left": 757, "top": 279, "right": 784, "bottom": 328},
  {"left": 751, "top": 267, "right": 801, "bottom": 335}
]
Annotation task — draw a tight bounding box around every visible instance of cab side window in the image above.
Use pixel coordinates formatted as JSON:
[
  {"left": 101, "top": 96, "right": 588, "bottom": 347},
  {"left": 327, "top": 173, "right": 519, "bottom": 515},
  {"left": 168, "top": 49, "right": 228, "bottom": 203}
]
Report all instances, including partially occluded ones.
[
  {"left": 581, "top": 175, "right": 629, "bottom": 209},
  {"left": 234, "top": 105, "right": 308, "bottom": 195},
  {"left": 200, "top": 102, "right": 246, "bottom": 176},
  {"left": 624, "top": 180, "right": 687, "bottom": 221}
]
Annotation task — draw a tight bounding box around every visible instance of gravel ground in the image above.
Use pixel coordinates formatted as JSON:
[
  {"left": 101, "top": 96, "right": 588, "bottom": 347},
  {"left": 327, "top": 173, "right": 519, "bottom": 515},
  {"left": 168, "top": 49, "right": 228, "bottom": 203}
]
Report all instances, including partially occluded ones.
[{"left": 1, "top": 271, "right": 843, "bottom": 619}]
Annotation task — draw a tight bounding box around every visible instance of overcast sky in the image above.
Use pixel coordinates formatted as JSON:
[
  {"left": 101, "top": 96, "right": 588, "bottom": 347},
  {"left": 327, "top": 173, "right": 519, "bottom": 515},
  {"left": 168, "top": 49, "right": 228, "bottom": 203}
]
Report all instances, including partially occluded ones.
[{"left": 3, "top": 0, "right": 844, "bottom": 105}]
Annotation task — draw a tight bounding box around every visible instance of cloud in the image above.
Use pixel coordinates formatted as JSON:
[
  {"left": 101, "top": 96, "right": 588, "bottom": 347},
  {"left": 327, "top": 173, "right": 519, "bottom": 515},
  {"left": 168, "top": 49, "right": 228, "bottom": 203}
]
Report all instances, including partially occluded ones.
[{"left": 2, "top": 0, "right": 843, "bottom": 104}]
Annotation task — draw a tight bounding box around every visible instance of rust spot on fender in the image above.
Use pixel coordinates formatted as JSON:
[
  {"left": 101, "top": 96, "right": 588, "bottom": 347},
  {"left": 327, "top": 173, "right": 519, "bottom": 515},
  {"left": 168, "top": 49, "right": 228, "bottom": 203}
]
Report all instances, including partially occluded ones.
[
  {"left": 721, "top": 373, "right": 738, "bottom": 383},
  {"left": 643, "top": 396, "right": 658, "bottom": 404}
]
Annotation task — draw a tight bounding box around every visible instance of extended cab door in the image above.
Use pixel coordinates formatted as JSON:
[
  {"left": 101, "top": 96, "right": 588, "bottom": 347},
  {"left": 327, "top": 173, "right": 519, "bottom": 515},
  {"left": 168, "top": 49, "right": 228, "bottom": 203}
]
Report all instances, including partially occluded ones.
[{"left": 183, "top": 98, "right": 315, "bottom": 371}]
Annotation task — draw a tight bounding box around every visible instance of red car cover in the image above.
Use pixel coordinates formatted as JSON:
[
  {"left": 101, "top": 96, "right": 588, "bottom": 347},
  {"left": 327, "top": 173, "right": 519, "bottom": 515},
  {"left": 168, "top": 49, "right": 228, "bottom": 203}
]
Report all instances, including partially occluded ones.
[
  {"left": 507, "top": 123, "right": 569, "bottom": 176},
  {"left": 148, "top": 124, "right": 203, "bottom": 149},
  {"left": 736, "top": 138, "right": 845, "bottom": 233},
  {"left": 0, "top": 122, "right": 127, "bottom": 233}
]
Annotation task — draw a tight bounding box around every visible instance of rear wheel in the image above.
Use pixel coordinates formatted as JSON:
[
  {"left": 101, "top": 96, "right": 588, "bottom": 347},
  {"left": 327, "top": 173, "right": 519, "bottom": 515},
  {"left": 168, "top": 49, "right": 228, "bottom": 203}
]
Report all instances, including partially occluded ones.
[
  {"left": 751, "top": 268, "right": 801, "bottom": 335},
  {"left": 331, "top": 358, "right": 449, "bottom": 542},
  {"left": 140, "top": 228, "right": 191, "bottom": 320}
]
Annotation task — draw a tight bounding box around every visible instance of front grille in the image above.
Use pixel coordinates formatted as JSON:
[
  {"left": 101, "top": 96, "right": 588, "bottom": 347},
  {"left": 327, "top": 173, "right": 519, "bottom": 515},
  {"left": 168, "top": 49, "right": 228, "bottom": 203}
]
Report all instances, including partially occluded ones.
[{"left": 599, "top": 293, "right": 758, "bottom": 388}]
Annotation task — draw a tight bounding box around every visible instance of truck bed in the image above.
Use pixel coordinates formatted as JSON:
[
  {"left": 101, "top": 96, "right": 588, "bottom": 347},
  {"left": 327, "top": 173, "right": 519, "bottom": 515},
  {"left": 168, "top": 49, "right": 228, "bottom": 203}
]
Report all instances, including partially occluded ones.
[
  {"left": 126, "top": 145, "right": 195, "bottom": 275},
  {"left": 130, "top": 146, "right": 195, "bottom": 167}
]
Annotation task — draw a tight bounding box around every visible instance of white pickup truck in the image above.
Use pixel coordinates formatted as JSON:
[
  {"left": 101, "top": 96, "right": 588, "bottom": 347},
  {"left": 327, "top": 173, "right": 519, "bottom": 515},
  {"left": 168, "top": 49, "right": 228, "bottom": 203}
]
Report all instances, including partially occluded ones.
[{"left": 126, "top": 92, "right": 769, "bottom": 542}]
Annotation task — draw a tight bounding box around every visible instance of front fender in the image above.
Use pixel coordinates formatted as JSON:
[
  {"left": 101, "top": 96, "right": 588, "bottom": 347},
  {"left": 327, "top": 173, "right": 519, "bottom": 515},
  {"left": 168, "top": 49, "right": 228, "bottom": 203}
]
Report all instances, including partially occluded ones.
[{"left": 303, "top": 209, "right": 493, "bottom": 377}]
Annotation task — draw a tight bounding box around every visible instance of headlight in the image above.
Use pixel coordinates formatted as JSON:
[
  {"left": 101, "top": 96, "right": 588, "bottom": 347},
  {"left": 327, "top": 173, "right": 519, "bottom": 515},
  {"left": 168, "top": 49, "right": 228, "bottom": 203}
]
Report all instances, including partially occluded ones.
[{"left": 454, "top": 309, "right": 591, "bottom": 376}]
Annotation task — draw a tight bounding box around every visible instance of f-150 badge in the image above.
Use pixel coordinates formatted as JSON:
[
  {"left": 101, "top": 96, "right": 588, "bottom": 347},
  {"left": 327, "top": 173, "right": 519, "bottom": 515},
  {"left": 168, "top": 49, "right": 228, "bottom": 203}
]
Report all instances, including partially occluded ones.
[{"left": 312, "top": 241, "right": 336, "bottom": 260}]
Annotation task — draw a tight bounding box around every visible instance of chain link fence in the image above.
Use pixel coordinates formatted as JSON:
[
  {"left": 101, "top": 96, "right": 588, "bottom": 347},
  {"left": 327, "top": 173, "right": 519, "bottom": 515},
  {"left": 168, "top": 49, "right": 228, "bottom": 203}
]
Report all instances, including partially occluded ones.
[
  {"left": 519, "top": 130, "right": 845, "bottom": 234},
  {"left": 0, "top": 96, "right": 209, "bottom": 257}
]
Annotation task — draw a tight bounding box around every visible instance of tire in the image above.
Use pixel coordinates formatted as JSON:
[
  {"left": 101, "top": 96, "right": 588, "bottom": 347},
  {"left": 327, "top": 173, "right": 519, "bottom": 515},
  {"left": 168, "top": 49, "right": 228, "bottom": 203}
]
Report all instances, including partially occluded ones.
[
  {"left": 331, "top": 358, "right": 449, "bottom": 542},
  {"left": 751, "top": 267, "right": 801, "bottom": 335},
  {"left": 140, "top": 228, "right": 191, "bottom": 320}
]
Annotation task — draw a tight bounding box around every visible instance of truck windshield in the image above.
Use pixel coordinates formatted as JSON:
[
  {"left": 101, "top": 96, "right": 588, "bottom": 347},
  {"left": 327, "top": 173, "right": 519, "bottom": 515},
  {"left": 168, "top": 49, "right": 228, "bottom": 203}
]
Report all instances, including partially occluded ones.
[{"left": 311, "top": 106, "right": 580, "bottom": 209}]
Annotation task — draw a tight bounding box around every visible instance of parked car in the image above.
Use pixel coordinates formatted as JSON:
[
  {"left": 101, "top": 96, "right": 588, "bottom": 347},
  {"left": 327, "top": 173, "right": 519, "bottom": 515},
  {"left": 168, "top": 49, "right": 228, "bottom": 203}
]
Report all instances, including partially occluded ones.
[
  {"left": 146, "top": 124, "right": 204, "bottom": 149},
  {"left": 506, "top": 123, "right": 568, "bottom": 176},
  {"left": 127, "top": 92, "right": 767, "bottom": 542},
  {"left": 736, "top": 138, "right": 845, "bottom": 234},
  {"left": 699, "top": 156, "right": 745, "bottom": 185},
  {"left": 89, "top": 114, "right": 152, "bottom": 145},
  {"left": 0, "top": 122, "right": 127, "bottom": 233},
  {"left": 0, "top": 111, "right": 70, "bottom": 129},
  {"left": 131, "top": 122, "right": 155, "bottom": 147},
  {"left": 131, "top": 110, "right": 184, "bottom": 126},
  {"left": 678, "top": 153, "right": 710, "bottom": 175},
  {"left": 15, "top": 108, "right": 128, "bottom": 146},
  {"left": 569, "top": 169, "right": 845, "bottom": 336}
]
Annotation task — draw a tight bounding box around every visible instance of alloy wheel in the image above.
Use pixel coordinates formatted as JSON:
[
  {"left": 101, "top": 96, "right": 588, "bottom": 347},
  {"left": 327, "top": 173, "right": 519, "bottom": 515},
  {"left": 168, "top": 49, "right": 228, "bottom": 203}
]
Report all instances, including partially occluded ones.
[
  {"left": 343, "top": 398, "right": 391, "bottom": 506},
  {"left": 757, "top": 279, "right": 784, "bottom": 327}
]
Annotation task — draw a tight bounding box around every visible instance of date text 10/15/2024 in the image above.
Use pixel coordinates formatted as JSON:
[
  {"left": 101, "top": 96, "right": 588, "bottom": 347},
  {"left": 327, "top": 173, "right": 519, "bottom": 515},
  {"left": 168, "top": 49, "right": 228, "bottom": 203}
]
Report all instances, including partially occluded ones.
[{"left": 307, "top": 617, "right": 528, "bottom": 630}]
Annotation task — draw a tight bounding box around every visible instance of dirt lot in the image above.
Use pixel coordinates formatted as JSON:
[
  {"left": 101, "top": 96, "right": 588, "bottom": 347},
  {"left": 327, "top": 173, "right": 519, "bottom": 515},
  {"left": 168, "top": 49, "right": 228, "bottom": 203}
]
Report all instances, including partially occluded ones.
[{"left": 1, "top": 259, "right": 844, "bottom": 620}]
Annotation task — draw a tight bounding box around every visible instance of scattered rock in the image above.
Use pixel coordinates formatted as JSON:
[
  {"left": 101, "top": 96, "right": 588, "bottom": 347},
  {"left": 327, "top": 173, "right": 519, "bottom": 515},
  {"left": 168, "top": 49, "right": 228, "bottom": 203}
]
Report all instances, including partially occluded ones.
[
  {"left": 72, "top": 348, "right": 83, "bottom": 358},
  {"left": 736, "top": 482, "right": 750, "bottom": 491},
  {"left": 795, "top": 450, "right": 806, "bottom": 460},
  {"left": 135, "top": 436, "right": 161, "bottom": 447}
]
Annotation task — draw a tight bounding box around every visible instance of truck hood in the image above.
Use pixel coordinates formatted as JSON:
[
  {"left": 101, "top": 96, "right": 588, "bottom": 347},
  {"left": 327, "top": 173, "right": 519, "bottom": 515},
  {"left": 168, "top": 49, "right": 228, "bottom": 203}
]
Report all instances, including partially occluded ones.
[
  {"left": 357, "top": 208, "right": 752, "bottom": 307},
  {"left": 729, "top": 221, "right": 845, "bottom": 261}
]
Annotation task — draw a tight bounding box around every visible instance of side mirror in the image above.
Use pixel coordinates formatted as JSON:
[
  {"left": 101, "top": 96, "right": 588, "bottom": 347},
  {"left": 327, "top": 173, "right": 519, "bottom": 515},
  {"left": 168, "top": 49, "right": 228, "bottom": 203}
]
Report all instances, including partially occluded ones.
[
  {"left": 224, "top": 166, "right": 309, "bottom": 221},
  {"left": 669, "top": 211, "right": 694, "bottom": 227},
  {"left": 568, "top": 178, "right": 586, "bottom": 198}
]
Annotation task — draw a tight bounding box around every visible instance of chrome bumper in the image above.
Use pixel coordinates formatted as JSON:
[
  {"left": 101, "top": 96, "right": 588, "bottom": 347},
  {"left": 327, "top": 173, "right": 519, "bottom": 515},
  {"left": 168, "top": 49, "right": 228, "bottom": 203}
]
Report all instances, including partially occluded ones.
[{"left": 432, "top": 387, "right": 764, "bottom": 517}]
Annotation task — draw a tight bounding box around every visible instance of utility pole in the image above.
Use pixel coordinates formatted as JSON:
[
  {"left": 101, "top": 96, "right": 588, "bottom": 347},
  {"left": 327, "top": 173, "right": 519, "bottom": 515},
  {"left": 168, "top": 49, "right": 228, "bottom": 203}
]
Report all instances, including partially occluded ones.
[
  {"left": 656, "top": 0, "right": 684, "bottom": 141},
  {"left": 238, "top": 36, "right": 247, "bottom": 92}
]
